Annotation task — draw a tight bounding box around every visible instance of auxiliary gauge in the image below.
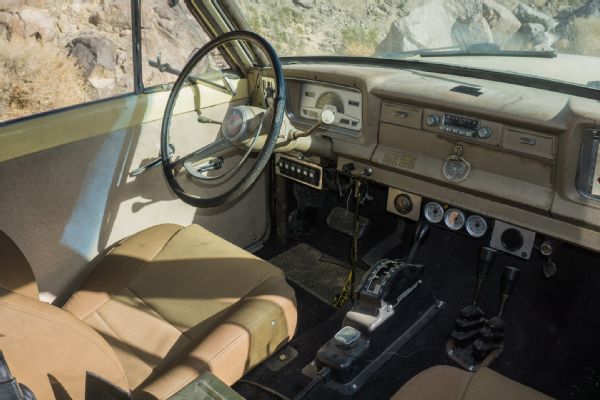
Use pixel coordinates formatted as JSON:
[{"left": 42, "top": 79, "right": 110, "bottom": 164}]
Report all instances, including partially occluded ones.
[
  {"left": 465, "top": 215, "right": 488, "bottom": 238},
  {"left": 424, "top": 202, "right": 444, "bottom": 224},
  {"left": 444, "top": 208, "right": 466, "bottom": 231}
]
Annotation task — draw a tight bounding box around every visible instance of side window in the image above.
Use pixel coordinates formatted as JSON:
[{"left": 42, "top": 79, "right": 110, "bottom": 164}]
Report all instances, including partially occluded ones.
[
  {"left": 0, "top": 1, "right": 133, "bottom": 122},
  {"left": 141, "top": 0, "right": 229, "bottom": 88}
]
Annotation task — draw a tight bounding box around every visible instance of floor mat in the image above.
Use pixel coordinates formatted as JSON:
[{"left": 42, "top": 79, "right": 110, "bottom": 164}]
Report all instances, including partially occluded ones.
[{"left": 269, "top": 243, "right": 363, "bottom": 305}]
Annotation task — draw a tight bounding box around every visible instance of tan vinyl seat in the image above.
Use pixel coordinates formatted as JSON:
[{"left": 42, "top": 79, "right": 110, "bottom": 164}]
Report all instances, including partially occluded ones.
[
  {"left": 0, "top": 224, "right": 297, "bottom": 400},
  {"left": 391, "top": 365, "right": 553, "bottom": 400}
]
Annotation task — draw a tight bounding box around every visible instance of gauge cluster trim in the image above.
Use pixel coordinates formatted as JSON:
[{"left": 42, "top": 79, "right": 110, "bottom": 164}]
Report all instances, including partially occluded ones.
[
  {"left": 422, "top": 199, "right": 492, "bottom": 240},
  {"left": 285, "top": 77, "right": 364, "bottom": 138}
]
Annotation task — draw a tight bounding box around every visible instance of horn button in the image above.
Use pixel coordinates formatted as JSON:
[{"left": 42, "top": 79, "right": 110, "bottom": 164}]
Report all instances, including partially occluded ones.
[{"left": 222, "top": 107, "right": 247, "bottom": 143}]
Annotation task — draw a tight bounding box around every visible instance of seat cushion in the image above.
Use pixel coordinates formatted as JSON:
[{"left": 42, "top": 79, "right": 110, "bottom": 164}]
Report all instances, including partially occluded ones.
[
  {"left": 63, "top": 224, "right": 297, "bottom": 400},
  {"left": 0, "top": 289, "right": 128, "bottom": 400},
  {"left": 0, "top": 231, "right": 38, "bottom": 299},
  {"left": 391, "top": 365, "right": 553, "bottom": 400}
]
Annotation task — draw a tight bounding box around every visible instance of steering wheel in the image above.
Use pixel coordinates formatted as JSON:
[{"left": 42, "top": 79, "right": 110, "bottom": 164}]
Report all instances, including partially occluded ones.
[{"left": 160, "top": 31, "right": 285, "bottom": 208}]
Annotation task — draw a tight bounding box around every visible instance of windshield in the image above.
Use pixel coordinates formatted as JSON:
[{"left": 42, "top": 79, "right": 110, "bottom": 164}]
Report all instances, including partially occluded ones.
[{"left": 236, "top": 0, "right": 600, "bottom": 91}]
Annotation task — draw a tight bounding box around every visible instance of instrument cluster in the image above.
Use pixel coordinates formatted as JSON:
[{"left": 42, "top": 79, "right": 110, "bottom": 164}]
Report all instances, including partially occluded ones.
[
  {"left": 298, "top": 82, "right": 363, "bottom": 135},
  {"left": 423, "top": 201, "right": 491, "bottom": 239}
]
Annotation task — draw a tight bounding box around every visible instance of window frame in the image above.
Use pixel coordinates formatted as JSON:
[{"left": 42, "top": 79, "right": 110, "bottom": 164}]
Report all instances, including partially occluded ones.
[{"left": 0, "top": 0, "right": 143, "bottom": 127}]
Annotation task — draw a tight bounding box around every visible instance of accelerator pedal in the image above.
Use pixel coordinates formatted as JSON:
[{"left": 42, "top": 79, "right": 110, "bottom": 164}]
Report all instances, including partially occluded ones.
[{"left": 326, "top": 206, "right": 370, "bottom": 238}]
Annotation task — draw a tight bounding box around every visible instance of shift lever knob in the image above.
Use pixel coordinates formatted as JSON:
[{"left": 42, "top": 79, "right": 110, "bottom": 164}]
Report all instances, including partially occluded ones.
[
  {"left": 414, "top": 222, "right": 430, "bottom": 244},
  {"left": 406, "top": 222, "right": 430, "bottom": 264},
  {"left": 501, "top": 266, "right": 520, "bottom": 297},
  {"left": 478, "top": 247, "right": 497, "bottom": 279}
]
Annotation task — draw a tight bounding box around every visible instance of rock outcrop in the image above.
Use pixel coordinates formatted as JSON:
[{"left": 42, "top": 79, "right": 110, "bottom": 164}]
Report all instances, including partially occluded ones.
[{"left": 375, "top": 0, "right": 580, "bottom": 56}]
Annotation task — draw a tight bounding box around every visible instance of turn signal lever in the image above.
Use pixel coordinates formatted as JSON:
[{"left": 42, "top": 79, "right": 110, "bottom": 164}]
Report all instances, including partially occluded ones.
[
  {"left": 406, "top": 222, "right": 430, "bottom": 264},
  {"left": 291, "top": 109, "right": 336, "bottom": 139}
]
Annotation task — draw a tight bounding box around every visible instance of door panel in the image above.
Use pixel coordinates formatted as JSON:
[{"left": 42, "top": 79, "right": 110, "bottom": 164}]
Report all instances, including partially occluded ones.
[{"left": 0, "top": 82, "right": 270, "bottom": 304}]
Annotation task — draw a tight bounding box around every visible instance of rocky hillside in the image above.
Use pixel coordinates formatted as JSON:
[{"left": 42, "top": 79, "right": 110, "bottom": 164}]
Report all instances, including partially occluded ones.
[
  {"left": 0, "top": 0, "right": 210, "bottom": 120},
  {"left": 239, "top": 0, "right": 600, "bottom": 57},
  {"left": 1, "top": 0, "right": 599, "bottom": 121}
]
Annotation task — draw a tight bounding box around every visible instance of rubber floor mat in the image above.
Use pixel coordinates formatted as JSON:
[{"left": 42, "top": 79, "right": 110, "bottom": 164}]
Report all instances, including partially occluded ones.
[{"left": 269, "top": 243, "right": 363, "bottom": 305}]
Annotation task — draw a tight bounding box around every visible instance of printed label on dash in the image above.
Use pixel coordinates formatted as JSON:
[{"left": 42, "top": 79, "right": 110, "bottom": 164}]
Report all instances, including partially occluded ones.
[{"left": 382, "top": 150, "right": 417, "bottom": 170}]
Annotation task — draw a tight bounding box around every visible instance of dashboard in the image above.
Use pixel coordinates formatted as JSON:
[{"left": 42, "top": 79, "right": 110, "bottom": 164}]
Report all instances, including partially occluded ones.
[{"left": 270, "top": 63, "right": 600, "bottom": 253}]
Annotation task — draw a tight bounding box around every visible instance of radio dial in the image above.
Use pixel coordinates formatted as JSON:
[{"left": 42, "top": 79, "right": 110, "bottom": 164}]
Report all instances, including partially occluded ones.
[
  {"left": 478, "top": 126, "right": 492, "bottom": 139},
  {"left": 426, "top": 115, "right": 440, "bottom": 127}
]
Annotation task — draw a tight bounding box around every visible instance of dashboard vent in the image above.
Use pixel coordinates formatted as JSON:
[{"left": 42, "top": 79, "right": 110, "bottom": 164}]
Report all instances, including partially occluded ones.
[{"left": 450, "top": 85, "right": 483, "bottom": 97}]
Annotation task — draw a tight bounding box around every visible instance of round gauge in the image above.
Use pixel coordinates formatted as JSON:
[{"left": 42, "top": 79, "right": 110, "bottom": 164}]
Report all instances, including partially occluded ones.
[
  {"left": 394, "top": 194, "right": 413, "bottom": 215},
  {"left": 423, "top": 202, "right": 444, "bottom": 224},
  {"left": 316, "top": 92, "right": 345, "bottom": 114},
  {"left": 444, "top": 208, "right": 466, "bottom": 231},
  {"left": 465, "top": 215, "right": 488, "bottom": 238},
  {"left": 442, "top": 156, "right": 471, "bottom": 182}
]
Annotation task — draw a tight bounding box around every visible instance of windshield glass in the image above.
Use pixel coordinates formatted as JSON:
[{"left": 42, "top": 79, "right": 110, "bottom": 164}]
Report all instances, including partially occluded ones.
[{"left": 236, "top": 0, "right": 600, "bottom": 91}]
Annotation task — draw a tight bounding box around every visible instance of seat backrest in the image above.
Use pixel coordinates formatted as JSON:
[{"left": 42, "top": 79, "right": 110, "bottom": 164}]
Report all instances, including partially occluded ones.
[
  {"left": 0, "top": 231, "right": 38, "bottom": 299},
  {"left": 0, "top": 289, "right": 129, "bottom": 399}
]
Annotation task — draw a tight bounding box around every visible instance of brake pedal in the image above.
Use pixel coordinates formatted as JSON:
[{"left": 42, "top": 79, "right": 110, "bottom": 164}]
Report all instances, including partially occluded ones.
[{"left": 326, "top": 206, "right": 370, "bottom": 238}]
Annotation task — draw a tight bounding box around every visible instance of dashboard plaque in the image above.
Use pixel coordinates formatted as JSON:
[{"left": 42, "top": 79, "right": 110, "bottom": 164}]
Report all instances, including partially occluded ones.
[{"left": 383, "top": 150, "right": 417, "bottom": 170}]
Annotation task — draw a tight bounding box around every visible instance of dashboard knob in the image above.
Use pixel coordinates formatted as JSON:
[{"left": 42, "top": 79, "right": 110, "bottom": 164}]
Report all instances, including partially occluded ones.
[
  {"left": 477, "top": 126, "right": 492, "bottom": 139},
  {"left": 321, "top": 109, "right": 336, "bottom": 125},
  {"left": 426, "top": 115, "right": 440, "bottom": 127}
]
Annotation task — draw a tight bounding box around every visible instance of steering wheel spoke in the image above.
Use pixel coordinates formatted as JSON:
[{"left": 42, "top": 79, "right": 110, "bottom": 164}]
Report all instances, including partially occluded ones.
[{"left": 174, "top": 137, "right": 232, "bottom": 177}]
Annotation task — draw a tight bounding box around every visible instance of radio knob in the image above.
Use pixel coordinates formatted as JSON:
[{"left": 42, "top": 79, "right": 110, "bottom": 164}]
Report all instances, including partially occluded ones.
[
  {"left": 426, "top": 115, "right": 440, "bottom": 127},
  {"left": 477, "top": 126, "right": 492, "bottom": 139}
]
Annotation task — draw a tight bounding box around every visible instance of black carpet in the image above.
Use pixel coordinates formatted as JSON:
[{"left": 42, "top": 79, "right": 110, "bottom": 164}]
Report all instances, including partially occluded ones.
[{"left": 238, "top": 184, "right": 600, "bottom": 400}]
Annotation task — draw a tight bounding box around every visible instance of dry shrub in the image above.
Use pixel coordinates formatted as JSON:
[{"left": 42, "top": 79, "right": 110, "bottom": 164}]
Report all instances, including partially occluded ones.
[
  {"left": 344, "top": 42, "right": 375, "bottom": 57},
  {"left": 0, "top": 37, "right": 90, "bottom": 122}
]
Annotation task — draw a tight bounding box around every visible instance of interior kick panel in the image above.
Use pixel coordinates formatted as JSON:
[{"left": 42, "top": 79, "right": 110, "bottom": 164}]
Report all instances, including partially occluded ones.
[{"left": 278, "top": 63, "right": 600, "bottom": 253}]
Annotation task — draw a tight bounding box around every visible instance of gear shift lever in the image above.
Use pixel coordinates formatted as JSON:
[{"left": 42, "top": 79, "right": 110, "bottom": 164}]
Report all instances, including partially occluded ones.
[
  {"left": 497, "top": 266, "right": 520, "bottom": 318},
  {"left": 406, "top": 222, "right": 430, "bottom": 264},
  {"left": 472, "top": 265, "right": 521, "bottom": 362},
  {"left": 460, "top": 247, "right": 497, "bottom": 320}
]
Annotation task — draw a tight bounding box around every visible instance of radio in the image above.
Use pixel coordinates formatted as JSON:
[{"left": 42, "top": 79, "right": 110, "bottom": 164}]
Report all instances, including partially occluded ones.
[{"left": 426, "top": 113, "right": 492, "bottom": 140}]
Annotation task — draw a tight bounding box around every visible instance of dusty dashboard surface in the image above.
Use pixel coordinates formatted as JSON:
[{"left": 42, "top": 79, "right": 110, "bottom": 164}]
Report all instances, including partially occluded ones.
[{"left": 280, "top": 63, "right": 600, "bottom": 253}]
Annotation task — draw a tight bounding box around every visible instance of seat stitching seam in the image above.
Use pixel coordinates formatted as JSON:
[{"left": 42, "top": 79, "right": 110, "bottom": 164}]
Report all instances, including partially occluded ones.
[
  {"left": 125, "top": 284, "right": 189, "bottom": 337},
  {"left": 94, "top": 308, "right": 156, "bottom": 377},
  {"left": 204, "top": 306, "right": 282, "bottom": 366},
  {"left": 66, "top": 226, "right": 184, "bottom": 321},
  {"left": 461, "top": 370, "right": 479, "bottom": 400},
  {"left": 129, "top": 226, "right": 184, "bottom": 281}
]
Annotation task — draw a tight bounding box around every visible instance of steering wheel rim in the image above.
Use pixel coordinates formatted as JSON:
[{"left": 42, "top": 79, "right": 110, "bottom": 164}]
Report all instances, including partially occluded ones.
[{"left": 160, "top": 30, "right": 285, "bottom": 208}]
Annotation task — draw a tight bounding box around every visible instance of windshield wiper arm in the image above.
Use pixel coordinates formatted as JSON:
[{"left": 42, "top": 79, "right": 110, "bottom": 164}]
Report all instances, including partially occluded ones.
[
  {"left": 385, "top": 43, "right": 557, "bottom": 59},
  {"left": 420, "top": 49, "right": 557, "bottom": 59}
]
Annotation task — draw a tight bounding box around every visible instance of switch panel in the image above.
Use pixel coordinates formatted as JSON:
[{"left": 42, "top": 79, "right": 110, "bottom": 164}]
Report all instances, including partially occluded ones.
[{"left": 275, "top": 155, "right": 323, "bottom": 189}]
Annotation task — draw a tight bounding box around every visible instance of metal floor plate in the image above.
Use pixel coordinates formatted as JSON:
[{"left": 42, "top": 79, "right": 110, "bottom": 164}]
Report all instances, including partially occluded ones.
[{"left": 270, "top": 243, "right": 362, "bottom": 305}]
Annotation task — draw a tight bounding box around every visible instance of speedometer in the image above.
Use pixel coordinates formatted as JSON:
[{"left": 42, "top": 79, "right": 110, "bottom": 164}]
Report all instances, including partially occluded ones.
[{"left": 316, "top": 92, "right": 345, "bottom": 114}]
